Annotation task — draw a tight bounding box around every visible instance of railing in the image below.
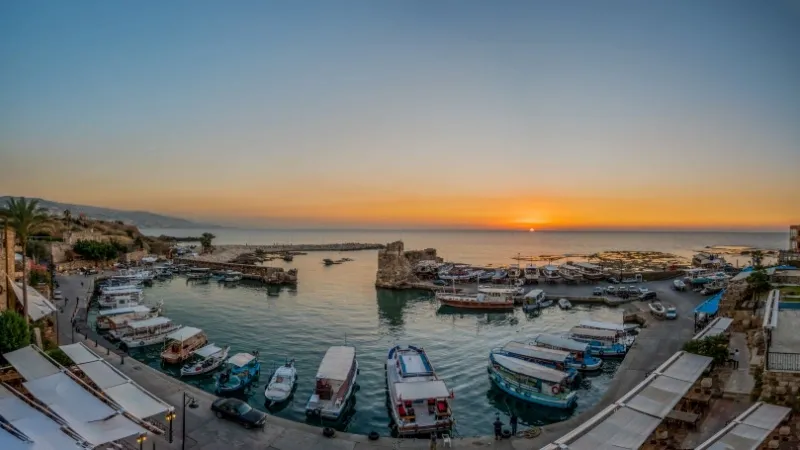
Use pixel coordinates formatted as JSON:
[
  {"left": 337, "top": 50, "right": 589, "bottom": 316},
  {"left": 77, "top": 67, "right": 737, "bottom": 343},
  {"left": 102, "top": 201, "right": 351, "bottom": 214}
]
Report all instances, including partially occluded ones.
[{"left": 767, "top": 352, "right": 800, "bottom": 372}]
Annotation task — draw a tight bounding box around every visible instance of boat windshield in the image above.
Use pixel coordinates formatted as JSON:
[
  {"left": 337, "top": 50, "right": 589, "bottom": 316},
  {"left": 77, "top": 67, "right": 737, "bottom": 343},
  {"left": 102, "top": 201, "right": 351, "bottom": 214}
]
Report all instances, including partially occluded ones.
[{"left": 235, "top": 402, "right": 252, "bottom": 415}]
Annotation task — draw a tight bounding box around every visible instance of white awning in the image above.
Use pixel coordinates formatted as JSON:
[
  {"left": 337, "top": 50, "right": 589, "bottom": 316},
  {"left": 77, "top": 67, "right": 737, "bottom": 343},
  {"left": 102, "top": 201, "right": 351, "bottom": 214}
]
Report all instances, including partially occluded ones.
[
  {"left": 59, "top": 343, "right": 172, "bottom": 419},
  {"left": 9, "top": 281, "right": 57, "bottom": 322},
  {"left": 394, "top": 380, "right": 451, "bottom": 401},
  {"left": 0, "top": 386, "right": 83, "bottom": 450},
  {"left": 24, "top": 372, "right": 145, "bottom": 447},
  {"left": 558, "top": 406, "right": 662, "bottom": 450},
  {"left": 193, "top": 344, "right": 223, "bottom": 358},
  {"left": 59, "top": 343, "right": 101, "bottom": 365},
  {"left": 695, "top": 402, "right": 791, "bottom": 450},
  {"left": 97, "top": 305, "right": 151, "bottom": 317},
  {"left": 166, "top": 326, "right": 202, "bottom": 342},
  {"left": 2, "top": 346, "right": 60, "bottom": 381},
  {"left": 317, "top": 346, "right": 355, "bottom": 381},
  {"left": 227, "top": 353, "right": 255, "bottom": 368},
  {"left": 128, "top": 316, "right": 172, "bottom": 329}
]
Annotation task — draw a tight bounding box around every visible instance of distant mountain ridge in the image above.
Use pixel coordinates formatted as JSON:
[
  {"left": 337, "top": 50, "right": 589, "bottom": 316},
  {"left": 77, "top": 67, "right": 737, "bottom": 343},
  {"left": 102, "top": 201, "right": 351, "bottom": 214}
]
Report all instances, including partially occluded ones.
[{"left": 0, "top": 196, "right": 212, "bottom": 229}]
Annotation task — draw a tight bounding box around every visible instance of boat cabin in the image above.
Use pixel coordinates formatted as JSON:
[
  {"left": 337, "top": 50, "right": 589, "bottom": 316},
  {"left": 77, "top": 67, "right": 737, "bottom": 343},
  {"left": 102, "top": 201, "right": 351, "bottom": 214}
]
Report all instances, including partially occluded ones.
[
  {"left": 523, "top": 289, "right": 546, "bottom": 306},
  {"left": 500, "top": 341, "right": 570, "bottom": 371},
  {"left": 490, "top": 353, "right": 571, "bottom": 394},
  {"left": 96, "top": 305, "right": 153, "bottom": 329},
  {"left": 161, "top": 327, "right": 207, "bottom": 364},
  {"left": 394, "top": 380, "right": 452, "bottom": 424},
  {"left": 569, "top": 326, "right": 620, "bottom": 343},
  {"left": 531, "top": 334, "right": 591, "bottom": 362}
]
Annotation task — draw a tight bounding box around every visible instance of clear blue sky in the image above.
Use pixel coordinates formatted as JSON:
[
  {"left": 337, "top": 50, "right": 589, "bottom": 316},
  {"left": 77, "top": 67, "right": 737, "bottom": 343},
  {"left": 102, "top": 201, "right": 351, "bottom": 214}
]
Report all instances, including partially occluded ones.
[{"left": 1, "top": 1, "right": 798, "bottom": 229}]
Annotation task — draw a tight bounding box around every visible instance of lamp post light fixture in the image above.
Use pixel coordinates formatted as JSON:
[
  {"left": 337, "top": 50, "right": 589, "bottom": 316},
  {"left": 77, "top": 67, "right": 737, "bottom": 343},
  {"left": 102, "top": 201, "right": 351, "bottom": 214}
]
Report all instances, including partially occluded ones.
[
  {"left": 136, "top": 433, "right": 147, "bottom": 450},
  {"left": 181, "top": 392, "right": 199, "bottom": 450},
  {"left": 166, "top": 410, "right": 177, "bottom": 443}
]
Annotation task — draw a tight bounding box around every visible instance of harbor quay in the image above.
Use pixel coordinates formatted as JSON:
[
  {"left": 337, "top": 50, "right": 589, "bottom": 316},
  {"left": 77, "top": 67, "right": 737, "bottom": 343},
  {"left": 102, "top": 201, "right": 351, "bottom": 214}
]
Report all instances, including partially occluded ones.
[{"left": 52, "top": 270, "right": 710, "bottom": 450}]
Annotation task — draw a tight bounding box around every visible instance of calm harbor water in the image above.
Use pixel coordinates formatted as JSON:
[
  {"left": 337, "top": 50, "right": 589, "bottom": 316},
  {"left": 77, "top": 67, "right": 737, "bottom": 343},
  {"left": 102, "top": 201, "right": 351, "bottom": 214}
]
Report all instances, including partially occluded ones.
[{"left": 118, "top": 229, "right": 785, "bottom": 436}]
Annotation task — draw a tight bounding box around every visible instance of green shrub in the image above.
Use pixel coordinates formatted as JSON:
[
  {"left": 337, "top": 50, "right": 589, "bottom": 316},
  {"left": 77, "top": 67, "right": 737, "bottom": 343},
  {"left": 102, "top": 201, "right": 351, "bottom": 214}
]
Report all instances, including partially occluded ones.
[
  {"left": 0, "top": 310, "right": 31, "bottom": 355},
  {"left": 682, "top": 334, "right": 730, "bottom": 366},
  {"left": 45, "top": 348, "right": 74, "bottom": 367}
]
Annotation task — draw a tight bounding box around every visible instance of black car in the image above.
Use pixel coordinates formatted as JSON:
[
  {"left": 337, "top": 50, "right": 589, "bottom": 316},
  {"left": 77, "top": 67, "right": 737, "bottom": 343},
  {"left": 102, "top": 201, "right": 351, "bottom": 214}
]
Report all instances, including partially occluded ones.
[
  {"left": 639, "top": 291, "right": 658, "bottom": 301},
  {"left": 211, "top": 398, "right": 267, "bottom": 429}
]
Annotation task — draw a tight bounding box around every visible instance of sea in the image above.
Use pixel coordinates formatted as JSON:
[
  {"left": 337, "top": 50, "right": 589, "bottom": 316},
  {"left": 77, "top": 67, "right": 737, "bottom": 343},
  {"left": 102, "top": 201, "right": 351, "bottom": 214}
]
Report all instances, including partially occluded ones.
[{"left": 124, "top": 229, "right": 785, "bottom": 437}]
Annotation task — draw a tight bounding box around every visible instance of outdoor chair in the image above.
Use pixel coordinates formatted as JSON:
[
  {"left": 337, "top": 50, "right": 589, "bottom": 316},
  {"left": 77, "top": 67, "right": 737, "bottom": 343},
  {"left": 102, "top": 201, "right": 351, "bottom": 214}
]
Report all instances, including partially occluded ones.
[{"left": 442, "top": 433, "right": 452, "bottom": 447}]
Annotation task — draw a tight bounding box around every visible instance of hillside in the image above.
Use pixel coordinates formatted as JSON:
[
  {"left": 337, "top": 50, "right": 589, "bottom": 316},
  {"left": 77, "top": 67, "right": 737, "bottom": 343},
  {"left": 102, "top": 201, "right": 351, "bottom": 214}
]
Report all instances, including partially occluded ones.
[{"left": 0, "top": 196, "right": 211, "bottom": 228}]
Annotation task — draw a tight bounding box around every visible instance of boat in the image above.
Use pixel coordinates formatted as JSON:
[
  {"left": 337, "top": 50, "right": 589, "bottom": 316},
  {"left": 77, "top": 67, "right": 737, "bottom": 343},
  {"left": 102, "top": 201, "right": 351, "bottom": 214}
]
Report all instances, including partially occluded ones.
[
  {"left": 186, "top": 268, "right": 212, "bottom": 280},
  {"left": 386, "top": 346, "right": 453, "bottom": 436},
  {"left": 111, "top": 269, "right": 154, "bottom": 283},
  {"left": 215, "top": 352, "right": 261, "bottom": 394},
  {"left": 306, "top": 346, "right": 358, "bottom": 420},
  {"left": 673, "top": 279, "right": 686, "bottom": 291},
  {"left": 529, "top": 334, "right": 603, "bottom": 371},
  {"left": 478, "top": 285, "right": 523, "bottom": 297},
  {"left": 180, "top": 344, "right": 230, "bottom": 377},
  {"left": 649, "top": 301, "right": 666, "bottom": 319},
  {"left": 558, "top": 298, "right": 572, "bottom": 310},
  {"left": 523, "top": 289, "right": 551, "bottom": 312},
  {"left": 323, "top": 258, "right": 340, "bottom": 266},
  {"left": 572, "top": 262, "right": 606, "bottom": 280},
  {"left": 557, "top": 264, "right": 583, "bottom": 283},
  {"left": 491, "top": 269, "right": 508, "bottom": 282},
  {"left": 222, "top": 271, "right": 243, "bottom": 282},
  {"left": 700, "top": 280, "right": 726, "bottom": 295},
  {"left": 282, "top": 254, "right": 294, "bottom": 262},
  {"left": 264, "top": 359, "right": 297, "bottom": 403},
  {"left": 96, "top": 304, "right": 159, "bottom": 331},
  {"left": 476, "top": 270, "right": 494, "bottom": 282},
  {"left": 117, "top": 317, "right": 182, "bottom": 348},
  {"left": 97, "top": 286, "right": 144, "bottom": 308},
  {"left": 435, "top": 291, "right": 514, "bottom": 310},
  {"left": 439, "top": 266, "right": 477, "bottom": 282},
  {"left": 578, "top": 320, "right": 639, "bottom": 340},
  {"left": 541, "top": 265, "right": 561, "bottom": 283},
  {"left": 524, "top": 264, "right": 539, "bottom": 284},
  {"left": 621, "top": 273, "right": 643, "bottom": 283},
  {"left": 508, "top": 264, "right": 522, "bottom": 279},
  {"left": 496, "top": 341, "right": 589, "bottom": 374},
  {"left": 487, "top": 351, "right": 577, "bottom": 409},
  {"left": 160, "top": 327, "right": 208, "bottom": 364},
  {"left": 568, "top": 327, "right": 628, "bottom": 357},
  {"left": 665, "top": 305, "right": 677, "bottom": 320}
]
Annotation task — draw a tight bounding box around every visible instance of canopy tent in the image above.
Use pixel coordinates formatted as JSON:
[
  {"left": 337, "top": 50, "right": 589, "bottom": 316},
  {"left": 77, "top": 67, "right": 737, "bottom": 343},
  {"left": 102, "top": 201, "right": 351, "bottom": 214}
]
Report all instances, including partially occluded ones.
[
  {"left": 9, "top": 281, "right": 57, "bottom": 322},
  {"left": 60, "top": 343, "right": 172, "bottom": 419},
  {"left": 693, "top": 317, "right": 733, "bottom": 341},
  {"left": 165, "top": 326, "right": 202, "bottom": 342},
  {"left": 227, "top": 353, "right": 255, "bottom": 368},
  {"left": 0, "top": 386, "right": 84, "bottom": 450},
  {"left": 316, "top": 346, "right": 356, "bottom": 381},
  {"left": 694, "top": 291, "right": 724, "bottom": 315},
  {"left": 193, "top": 343, "right": 224, "bottom": 358},
  {"left": 695, "top": 402, "right": 791, "bottom": 450},
  {"left": 2, "top": 346, "right": 60, "bottom": 381}
]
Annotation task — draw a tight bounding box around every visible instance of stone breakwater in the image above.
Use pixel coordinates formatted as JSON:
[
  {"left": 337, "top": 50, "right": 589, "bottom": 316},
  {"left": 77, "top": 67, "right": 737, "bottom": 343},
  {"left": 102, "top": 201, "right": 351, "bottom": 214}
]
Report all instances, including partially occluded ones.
[
  {"left": 375, "top": 241, "right": 441, "bottom": 288},
  {"left": 173, "top": 258, "right": 298, "bottom": 285},
  {"left": 189, "top": 243, "right": 385, "bottom": 264}
]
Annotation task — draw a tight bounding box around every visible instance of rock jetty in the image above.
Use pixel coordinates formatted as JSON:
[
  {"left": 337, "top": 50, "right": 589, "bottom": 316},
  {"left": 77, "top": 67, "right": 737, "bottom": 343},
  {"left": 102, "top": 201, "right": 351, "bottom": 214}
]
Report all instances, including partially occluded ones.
[
  {"left": 173, "top": 258, "right": 298, "bottom": 285},
  {"left": 375, "top": 241, "right": 441, "bottom": 289}
]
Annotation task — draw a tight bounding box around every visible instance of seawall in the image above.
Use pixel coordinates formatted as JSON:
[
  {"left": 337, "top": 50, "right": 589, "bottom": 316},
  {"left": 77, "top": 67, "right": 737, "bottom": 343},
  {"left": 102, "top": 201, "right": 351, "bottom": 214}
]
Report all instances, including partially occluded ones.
[{"left": 173, "top": 258, "right": 298, "bottom": 285}]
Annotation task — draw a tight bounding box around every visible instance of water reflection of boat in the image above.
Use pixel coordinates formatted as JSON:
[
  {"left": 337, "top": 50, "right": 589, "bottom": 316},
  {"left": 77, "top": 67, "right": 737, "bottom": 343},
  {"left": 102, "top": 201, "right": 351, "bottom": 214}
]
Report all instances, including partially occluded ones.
[
  {"left": 436, "top": 305, "right": 513, "bottom": 322},
  {"left": 377, "top": 290, "right": 430, "bottom": 331}
]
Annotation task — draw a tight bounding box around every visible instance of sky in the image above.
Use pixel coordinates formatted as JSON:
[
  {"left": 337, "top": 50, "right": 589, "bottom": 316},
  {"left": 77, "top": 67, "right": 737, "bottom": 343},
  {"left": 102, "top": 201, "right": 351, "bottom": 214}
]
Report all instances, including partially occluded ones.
[{"left": 1, "top": 1, "right": 799, "bottom": 231}]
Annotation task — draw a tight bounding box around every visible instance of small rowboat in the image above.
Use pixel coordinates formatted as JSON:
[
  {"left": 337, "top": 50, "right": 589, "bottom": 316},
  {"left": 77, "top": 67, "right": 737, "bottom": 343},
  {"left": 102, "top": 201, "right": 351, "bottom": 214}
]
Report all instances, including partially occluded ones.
[
  {"left": 265, "top": 359, "right": 297, "bottom": 403},
  {"left": 558, "top": 298, "right": 572, "bottom": 310},
  {"left": 649, "top": 301, "right": 666, "bottom": 319},
  {"left": 180, "top": 344, "right": 230, "bottom": 377},
  {"left": 673, "top": 279, "right": 686, "bottom": 291}
]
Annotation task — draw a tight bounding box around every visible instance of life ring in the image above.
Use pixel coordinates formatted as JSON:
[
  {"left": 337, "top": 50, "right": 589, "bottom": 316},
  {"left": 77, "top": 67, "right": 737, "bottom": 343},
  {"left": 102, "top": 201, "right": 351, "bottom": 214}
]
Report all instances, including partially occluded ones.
[{"left": 551, "top": 385, "right": 560, "bottom": 394}]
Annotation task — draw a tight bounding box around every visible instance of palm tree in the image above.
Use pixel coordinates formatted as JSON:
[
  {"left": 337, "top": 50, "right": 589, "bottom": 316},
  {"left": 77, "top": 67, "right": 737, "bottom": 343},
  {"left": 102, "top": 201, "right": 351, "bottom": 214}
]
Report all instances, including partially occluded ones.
[
  {"left": 63, "top": 209, "right": 72, "bottom": 223},
  {"left": 751, "top": 250, "right": 764, "bottom": 268},
  {"left": 200, "top": 232, "right": 216, "bottom": 253},
  {"left": 0, "top": 197, "right": 51, "bottom": 324}
]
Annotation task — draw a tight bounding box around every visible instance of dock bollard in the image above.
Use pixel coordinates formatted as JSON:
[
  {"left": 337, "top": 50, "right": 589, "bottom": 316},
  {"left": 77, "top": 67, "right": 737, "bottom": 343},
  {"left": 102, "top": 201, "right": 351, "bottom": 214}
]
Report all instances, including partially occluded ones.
[
  {"left": 107, "top": 347, "right": 110, "bottom": 355},
  {"left": 121, "top": 355, "right": 125, "bottom": 365}
]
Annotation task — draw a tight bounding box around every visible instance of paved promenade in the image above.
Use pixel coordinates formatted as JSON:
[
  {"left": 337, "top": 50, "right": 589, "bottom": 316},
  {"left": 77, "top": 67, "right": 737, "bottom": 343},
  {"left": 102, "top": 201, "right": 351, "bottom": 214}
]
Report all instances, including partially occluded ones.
[{"left": 54, "top": 274, "right": 706, "bottom": 449}]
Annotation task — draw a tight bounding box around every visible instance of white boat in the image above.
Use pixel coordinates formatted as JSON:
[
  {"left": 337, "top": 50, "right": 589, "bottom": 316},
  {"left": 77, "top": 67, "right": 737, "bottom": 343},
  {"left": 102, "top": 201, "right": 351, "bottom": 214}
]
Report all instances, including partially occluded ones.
[
  {"left": 524, "top": 264, "right": 539, "bottom": 283},
  {"left": 541, "top": 265, "right": 561, "bottom": 283},
  {"left": 117, "top": 317, "right": 182, "bottom": 348},
  {"left": 558, "top": 264, "right": 583, "bottom": 283},
  {"left": 522, "top": 289, "right": 551, "bottom": 312},
  {"left": 98, "top": 286, "right": 144, "bottom": 308},
  {"left": 579, "top": 320, "right": 639, "bottom": 335},
  {"left": 572, "top": 262, "right": 606, "bottom": 280},
  {"left": 180, "top": 344, "right": 230, "bottom": 377},
  {"left": 265, "top": 360, "right": 298, "bottom": 403},
  {"left": 96, "top": 304, "right": 161, "bottom": 331},
  {"left": 222, "top": 271, "right": 243, "bottom": 282},
  {"left": 649, "top": 301, "right": 666, "bottom": 319},
  {"left": 112, "top": 269, "right": 154, "bottom": 282},
  {"left": 161, "top": 327, "right": 208, "bottom": 364},
  {"left": 673, "top": 279, "right": 686, "bottom": 291},
  {"left": 386, "top": 345, "right": 453, "bottom": 436},
  {"left": 508, "top": 264, "right": 522, "bottom": 279},
  {"left": 435, "top": 291, "right": 515, "bottom": 310},
  {"left": 558, "top": 298, "right": 572, "bottom": 310},
  {"left": 306, "top": 346, "right": 358, "bottom": 420},
  {"left": 478, "top": 285, "right": 523, "bottom": 296},
  {"left": 700, "top": 280, "right": 726, "bottom": 295}
]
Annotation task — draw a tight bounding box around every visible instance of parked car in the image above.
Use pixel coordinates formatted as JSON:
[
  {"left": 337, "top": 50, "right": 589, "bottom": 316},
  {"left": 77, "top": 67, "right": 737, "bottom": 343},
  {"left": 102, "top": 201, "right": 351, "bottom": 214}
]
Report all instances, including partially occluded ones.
[
  {"left": 638, "top": 287, "right": 649, "bottom": 295},
  {"left": 639, "top": 291, "right": 658, "bottom": 301},
  {"left": 607, "top": 277, "right": 620, "bottom": 284},
  {"left": 593, "top": 287, "right": 604, "bottom": 296},
  {"left": 211, "top": 398, "right": 267, "bottom": 429},
  {"left": 605, "top": 286, "right": 616, "bottom": 295},
  {"left": 617, "top": 286, "right": 628, "bottom": 294},
  {"left": 53, "top": 290, "right": 64, "bottom": 300}
]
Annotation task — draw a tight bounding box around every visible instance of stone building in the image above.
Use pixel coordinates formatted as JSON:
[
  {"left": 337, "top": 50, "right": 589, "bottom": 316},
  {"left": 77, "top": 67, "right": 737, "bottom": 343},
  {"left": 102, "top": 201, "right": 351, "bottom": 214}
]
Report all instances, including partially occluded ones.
[{"left": 375, "top": 241, "right": 441, "bottom": 288}]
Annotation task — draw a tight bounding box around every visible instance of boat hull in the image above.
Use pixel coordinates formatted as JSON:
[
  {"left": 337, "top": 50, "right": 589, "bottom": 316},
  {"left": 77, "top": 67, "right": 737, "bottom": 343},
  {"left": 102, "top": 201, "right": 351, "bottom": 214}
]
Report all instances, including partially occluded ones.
[
  {"left": 438, "top": 297, "right": 514, "bottom": 310},
  {"left": 265, "top": 365, "right": 297, "bottom": 403},
  {"left": 306, "top": 360, "right": 359, "bottom": 421},
  {"left": 487, "top": 368, "right": 577, "bottom": 409}
]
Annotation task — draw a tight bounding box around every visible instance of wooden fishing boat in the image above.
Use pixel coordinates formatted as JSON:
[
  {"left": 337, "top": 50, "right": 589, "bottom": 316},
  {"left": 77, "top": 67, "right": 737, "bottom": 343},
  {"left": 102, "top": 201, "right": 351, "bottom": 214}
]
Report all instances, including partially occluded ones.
[
  {"left": 306, "top": 346, "right": 358, "bottom": 420},
  {"left": 435, "top": 292, "right": 514, "bottom": 310},
  {"left": 488, "top": 352, "right": 577, "bottom": 409},
  {"left": 265, "top": 359, "right": 297, "bottom": 403},
  {"left": 160, "top": 327, "right": 208, "bottom": 364},
  {"left": 386, "top": 346, "right": 453, "bottom": 436},
  {"left": 117, "top": 317, "right": 182, "bottom": 348},
  {"left": 180, "top": 344, "right": 230, "bottom": 377},
  {"left": 216, "top": 352, "right": 261, "bottom": 394}
]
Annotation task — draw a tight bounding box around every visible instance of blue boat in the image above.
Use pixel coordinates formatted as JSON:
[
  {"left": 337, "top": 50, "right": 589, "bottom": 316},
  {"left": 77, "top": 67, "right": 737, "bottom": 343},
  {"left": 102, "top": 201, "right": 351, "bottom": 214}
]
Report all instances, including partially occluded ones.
[
  {"left": 488, "top": 351, "right": 577, "bottom": 409},
  {"left": 568, "top": 327, "right": 627, "bottom": 357},
  {"left": 529, "top": 334, "right": 603, "bottom": 371},
  {"left": 215, "top": 351, "right": 261, "bottom": 394},
  {"left": 498, "top": 341, "right": 602, "bottom": 372}
]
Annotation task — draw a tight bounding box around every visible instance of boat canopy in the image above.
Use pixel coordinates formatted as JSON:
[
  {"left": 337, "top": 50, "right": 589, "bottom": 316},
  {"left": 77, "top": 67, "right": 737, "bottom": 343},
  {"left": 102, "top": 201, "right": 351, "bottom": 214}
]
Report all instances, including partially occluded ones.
[
  {"left": 502, "top": 341, "right": 569, "bottom": 363},
  {"left": 227, "top": 353, "right": 255, "bottom": 367},
  {"left": 316, "top": 346, "right": 355, "bottom": 381},
  {"left": 128, "top": 317, "right": 172, "bottom": 329},
  {"left": 573, "top": 262, "right": 602, "bottom": 270},
  {"left": 193, "top": 344, "right": 224, "bottom": 359},
  {"left": 524, "top": 289, "right": 545, "bottom": 299},
  {"left": 101, "top": 286, "right": 142, "bottom": 295},
  {"left": 166, "top": 326, "right": 202, "bottom": 342},
  {"left": 532, "top": 334, "right": 589, "bottom": 352},
  {"left": 579, "top": 320, "right": 634, "bottom": 332},
  {"left": 98, "top": 305, "right": 152, "bottom": 317},
  {"left": 394, "top": 380, "right": 450, "bottom": 401},
  {"left": 492, "top": 353, "right": 568, "bottom": 383},
  {"left": 569, "top": 327, "right": 618, "bottom": 339},
  {"left": 694, "top": 291, "right": 724, "bottom": 315}
]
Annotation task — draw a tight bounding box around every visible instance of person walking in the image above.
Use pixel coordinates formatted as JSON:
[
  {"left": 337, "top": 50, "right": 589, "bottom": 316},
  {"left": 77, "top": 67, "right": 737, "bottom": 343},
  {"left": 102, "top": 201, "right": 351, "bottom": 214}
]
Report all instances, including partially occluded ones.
[
  {"left": 733, "top": 349, "right": 740, "bottom": 370},
  {"left": 429, "top": 432, "right": 437, "bottom": 450},
  {"left": 510, "top": 412, "right": 518, "bottom": 436},
  {"left": 493, "top": 415, "right": 503, "bottom": 440}
]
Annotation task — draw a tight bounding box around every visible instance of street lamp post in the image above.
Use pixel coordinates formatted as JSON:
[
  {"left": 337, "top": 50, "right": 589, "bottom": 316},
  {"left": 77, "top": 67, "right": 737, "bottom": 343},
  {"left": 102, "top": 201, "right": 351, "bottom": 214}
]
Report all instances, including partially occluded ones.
[
  {"left": 181, "top": 392, "right": 198, "bottom": 450},
  {"left": 136, "top": 433, "right": 146, "bottom": 450},
  {"left": 166, "top": 410, "right": 177, "bottom": 443}
]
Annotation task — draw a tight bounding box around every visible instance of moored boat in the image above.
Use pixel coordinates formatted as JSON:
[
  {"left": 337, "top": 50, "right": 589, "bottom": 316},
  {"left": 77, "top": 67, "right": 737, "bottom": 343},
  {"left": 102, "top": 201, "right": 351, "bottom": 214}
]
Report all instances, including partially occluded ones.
[
  {"left": 180, "top": 344, "right": 230, "bottom": 377},
  {"left": 117, "top": 317, "right": 182, "bottom": 348},
  {"left": 524, "top": 264, "right": 539, "bottom": 284},
  {"left": 386, "top": 346, "right": 453, "bottom": 436},
  {"left": 497, "top": 341, "right": 593, "bottom": 373},
  {"left": 488, "top": 352, "right": 577, "bottom": 409},
  {"left": 649, "top": 301, "right": 666, "bottom": 319},
  {"left": 522, "top": 289, "right": 551, "bottom": 311},
  {"left": 222, "top": 271, "right": 243, "bottom": 282},
  {"left": 508, "top": 264, "right": 522, "bottom": 279},
  {"left": 673, "top": 279, "right": 686, "bottom": 291},
  {"left": 568, "top": 327, "right": 628, "bottom": 357},
  {"left": 541, "top": 265, "right": 561, "bottom": 283},
  {"left": 572, "top": 262, "right": 605, "bottom": 280},
  {"left": 578, "top": 320, "right": 639, "bottom": 341},
  {"left": 216, "top": 352, "right": 261, "bottom": 394},
  {"left": 306, "top": 346, "right": 358, "bottom": 420},
  {"left": 96, "top": 304, "right": 159, "bottom": 331},
  {"left": 529, "top": 334, "right": 603, "bottom": 371},
  {"left": 265, "top": 359, "right": 297, "bottom": 403},
  {"left": 435, "top": 292, "right": 514, "bottom": 310},
  {"left": 186, "top": 268, "right": 212, "bottom": 280},
  {"left": 160, "top": 327, "right": 208, "bottom": 364},
  {"left": 558, "top": 298, "right": 572, "bottom": 310},
  {"left": 557, "top": 264, "right": 583, "bottom": 283}
]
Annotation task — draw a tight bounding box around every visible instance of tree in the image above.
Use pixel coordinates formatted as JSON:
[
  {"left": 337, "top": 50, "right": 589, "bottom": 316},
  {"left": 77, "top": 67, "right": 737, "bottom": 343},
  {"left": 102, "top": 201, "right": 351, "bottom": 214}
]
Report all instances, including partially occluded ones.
[
  {"left": 751, "top": 250, "right": 764, "bottom": 269},
  {"left": 0, "top": 197, "right": 51, "bottom": 324},
  {"left": 683, "top": 334, "right": 730, "bottom": 366},
  {"left": 133, "top": 235, "right": 145, "bottom": 250},
  {"left": 0, "top": 310, "right": 31, "bottom": 354},
  {"left": 747, "top": 269, "right": 771, "bottom": 294},
  {"left": 200, "top": 232, "right": 216, "bottom": 253},
  {"left": 63, "top": 209, "right": 72, "bottom": 223}
]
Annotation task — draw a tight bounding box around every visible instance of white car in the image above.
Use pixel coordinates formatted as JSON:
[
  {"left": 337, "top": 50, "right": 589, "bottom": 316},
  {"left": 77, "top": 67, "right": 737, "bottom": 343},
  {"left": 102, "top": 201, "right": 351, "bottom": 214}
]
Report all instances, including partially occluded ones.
[{"left": 638, "top": 287, "right": 649, "bottom": 295}]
